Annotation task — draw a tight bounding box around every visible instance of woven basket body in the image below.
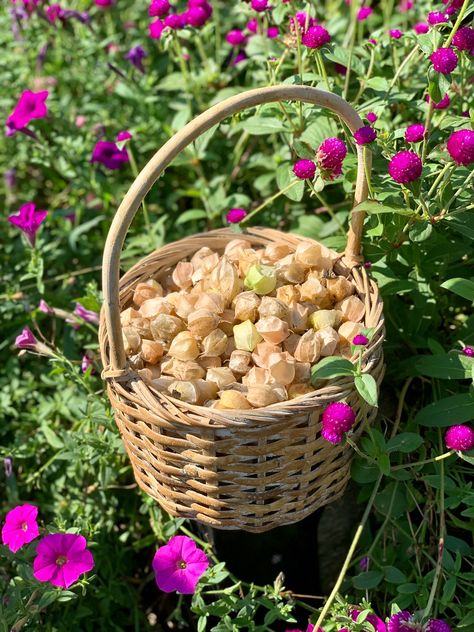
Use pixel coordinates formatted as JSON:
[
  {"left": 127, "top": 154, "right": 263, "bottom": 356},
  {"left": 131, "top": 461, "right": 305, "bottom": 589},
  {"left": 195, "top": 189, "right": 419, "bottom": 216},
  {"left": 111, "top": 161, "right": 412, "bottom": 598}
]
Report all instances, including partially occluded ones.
[{"left": 99, "top": 86, "right": 385, "bottom": 532}]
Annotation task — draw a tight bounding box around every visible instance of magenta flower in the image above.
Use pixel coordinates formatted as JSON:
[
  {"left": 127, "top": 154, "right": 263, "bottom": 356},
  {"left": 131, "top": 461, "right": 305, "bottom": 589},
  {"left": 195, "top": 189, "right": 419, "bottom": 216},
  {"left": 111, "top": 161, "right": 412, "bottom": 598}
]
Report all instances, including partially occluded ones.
[
  {"left": 353, "top": 334, "right": 369, "bottom": 346},
  {"left": 321, "top": 402, "right": 356, "bottom": 444},
  {"left": 149, "top": 18, "right": 165, "bottom": 39},
  {"left": 74, "top": 303, "right": 99, "bottom": 325},
  {"left": 293, "top": 159, "right": 316, "bottom": 180},
  {"left": 452, "top": 26, "right": 474, "bottom": 51},
  {"left": 414, "top": 22, "right": 429, "bottom": 34},
  {"left": 251, "top": 0, "right": 268, "bottom": 11},
  {"left": 116, "top": 130, "right": 132, "bottom": 142},
  {"left": 5, "top": 90, "right": 48, "bottom": 137},
  {"left": 1, "top": 504, "right": 39, "bottom": 553},
  {"left": 351, "top": 610, "right": 386, "bottom": 632},
  {"left": 232, "top": 50, "right": 247, "bottom": 66},
  {"left": 426, "top": 93, "right": 451, "bottom": 109},
  {"left": 186, "top": 7, "right": 209, "bottom": 27},
  {"left": 149, "top": 0, "right": 170, "bottom": 17},
  {"left": 389, "top": 29, "right": 403, "bottom": 39},
  {"left": 46, "top": 4, "right": 63, "bottom": 22},
  {"left": 33, "top": 533, "right": 94, "bottom": 589},
  {"left": 387, "top": 611, "right": 413, "bottom": 632},
  {"left": 95, "top": 0, "right": 114, "bottom": 5},
  {"left": 81, "top": 353, "right": 94, "bottom": 373},
  {"left": 267, "top": 26, "right": 279, "bottom": 39},
  {"left": 388, "top": 151, "right": 422, "bottom": 184},
  {"left": 187, "top": 0, "right": 212, "bottom": 19},
  {"left": 8, "top": 202, "right": 48, "bottom": 246},
  {"left": 357, "top": 7, "right": 373, "bottom": 21},
  {"left": 226, "top": 208, "right": 247, "bottom": 224},
  {"left": 302, "top": 25, "right": 331, "bottom": 49},
  {"left": 431, "top": 47, "right": 458, "bottom": 74},
  {"left": 399, "top": 0, "right": 413, "bottom": 10},
  {"left": 462, "top": 346, "right": 474, "bottom": 357},
  {"left": 38, "top": 299, "right": 53, "bottom": 314},
  {"left": 247, "top": 17, "right": 258, "bottom": 33},
  {"left": 366, "top": 112, "right": 377, "bottom": 123},
  {"left": 445, "top": 425, "right": 474, "bottom": 451},
  {"left": 164, "top": 13, "right": 186, "bottom": 29},
  {"left": 447, "top": 129, "right": 474, "bottom": 166},
  {"left": 152, "top": 535, "right": 209, "bottom": 594},
  {"left": 124, "top": 46, "right": 147, "bottom": 73},
  {"left": 290, "top": 12, "right": 317, "bottom": 34},
  {"left": 425, "top": 621, "right": 451, "bottom": 632},
  {"left": 226, "top": 29, "right": 247, "bottom": 47},
  {"left": 316, "top": 137, "right": 347, "bottom": 179},
  {"left": 91, "top": 140, "right": 129, "bottom": 170},
  {"left": 15, "top": 327, "right": 38, "bottom": 349},
  {"left": 334, "top": 63, "right": 347, "bottom": 76},
  {"left": 428, "top": 11, "right": 449, "bottom": 25},
  {"left": 405, "top": 124, "right": 426, "bottom": 143},
  {"left": 359, "top": 555, "right": 369, "bottom": 570},
  {"left": 354, "top": 126, "right": 377, "bottom": 145}
]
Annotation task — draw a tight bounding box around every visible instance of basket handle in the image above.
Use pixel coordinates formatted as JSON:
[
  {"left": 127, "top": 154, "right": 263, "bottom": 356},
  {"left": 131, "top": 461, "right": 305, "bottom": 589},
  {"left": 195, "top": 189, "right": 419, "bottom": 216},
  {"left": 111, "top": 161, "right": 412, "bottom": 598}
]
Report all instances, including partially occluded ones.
[{"left": 103, "top": 85, "right": 370, "bottom": 371}]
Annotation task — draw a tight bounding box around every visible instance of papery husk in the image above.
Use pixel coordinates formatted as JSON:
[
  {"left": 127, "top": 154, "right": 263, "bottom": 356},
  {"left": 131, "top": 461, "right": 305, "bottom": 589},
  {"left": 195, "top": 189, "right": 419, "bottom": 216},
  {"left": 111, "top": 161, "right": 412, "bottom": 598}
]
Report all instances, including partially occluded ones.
[
  {"left": 255, "top": 317, "right": 289, "bottom": 345},
  {"left": 233, "top": 320, "right": 263, "bottom": 352},
  {"left": 195, "top": 292, "right": 226, "bottom": 314},
  {"left": 288, "top": 383, "right": 314, "bottom": 399},
  {"left": 191, "top": 252, "right": 220, "bottom": 283},
  {"left": 290, "top": 304, "right": 309, "bottom": 333},
  {"left": 201, "top": 329, "right": 228, "bottom": 357},
  {"left": 206, "top": 367, "right": 236, "bottom": 389},
  {"left": 293, "top": 362, "right": 311, "bottom": 383},
  {"left": 315, "top": 326, "right": 339, "bottom": 357},
  {"left": 252, "top": 342, "right": 282, "bottom": 368},
  {"left": 199, "top": 356, "right": 222, "bottom": 369},
  {"left": 336, "top": 296, "right": 365, "bottom": 322},
  {"left": 238, "top": 248, "right": 260, "bottom": 276},
  {"left": 168, "top": 379, "right": 218, "bottom": 405},
  {"left": 150, "top": 314, "right": 185, "bottom": 341},
  {"left": 173, "top": 294, "right": 199, "bottom": 320},
  {"left": 168, "top": 331, "right": 200, "bottom": 361},
  {"left": 141, "top": 339, "right": 164, "bottom": 364},
  {"left": 172, "top": 261, "right": 194, "bottom": 290},
  {"left": 219, "top": 309, "right": 236, "bottom": 336},
  {"left": 218, "top": 390, "right": 252, "bottom": 410},
  {"left": 190, "top": 247, "right": 215, "bottom": 268},
  {"left": 228, "top": 349, "right": 252, "bottom": 374},
  {"left": 187, "top": 309, "right": 220, "bottom": 338},
  {"left": 294, "top": 242, "right": 324, "bottom": 268},
  {"left": 224, "top": 239, "right": 252, "bottom": 262},
  {"left": 258, "top": 297, "right": 290, "bottom": 322},
  {"left": 276, "top": 255, "right": 307, "bottom": 284},
  {"left": 242, "top": 366, "right": 274, "bottom": 386},
  {"left": 161, "top": 357, "right": 206, "bottom": 381},
  {"left": 244, "top": 264, "right": 278, "bottom": 296},
  {"left": 283, "top": 333, "right": 301, "bottom": 355},
  {"left": 137, "top": 364, "right": 162, "bottom": 381},
  {"left": 297, "top": 277, "right": 328, "bottom": 304},
  {"left": 222, "top": 335, "right": 236, "bottom": 359},
  {"left": 120, "top": 307, "right": 140, "bottom": 326},
  {"left": 326, "top": 276, "right": 354, "bottom": 303},
  {"left": 309, "top": 309, "right": 343, "bottom": 331},
  {"left": 267, "top": 351, "right": 296, "bottom": 385},
  {"left": 128, "top": 353, "right": 144, "bottom": 370},
  {"left": 233, "top": 291, "right": 261, "bottom": 323},
  {"left": 246, "top": 384, "right": 287, "bottom": 408},
  {"left": 139, "top": 298, "right": 174, "bottom": 319},
  {"left": 133, "top": 279, "right": 164, "bottom": 306},
  {"left": 210, "top": 258, "right": 242, "bottom": 304},
  {"left": 276, "top": 284, "right": 300, "bottom": 306},
  {"left": 128, "top": 317, "right": 153, "bottom": 340},
  {"left": 122, "top": 327, "right": 141, "bottom": 355},
  {"left": 261, "top": 243, "right": 293, "bottom": 264},
  {"left": 149, "top": 376, "right": 175, "bottom": 391},
  {"left": 294, "top": 330, "right": 321, "bottom": 363},
  {"left": 338, "top": 321, "right": 364, "bottom": 344}
]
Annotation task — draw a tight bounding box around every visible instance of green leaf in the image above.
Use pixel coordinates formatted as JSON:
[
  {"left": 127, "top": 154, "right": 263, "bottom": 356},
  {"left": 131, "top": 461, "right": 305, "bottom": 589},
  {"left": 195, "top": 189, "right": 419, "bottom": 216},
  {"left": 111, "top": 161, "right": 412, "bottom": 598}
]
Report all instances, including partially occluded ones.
[
  {"left": 311, "top": 356, "right": 355, "bottom": 380},
  {"left": 440, "top": 278, "right": 474, "bottom": 302},
  {"left": 364, "top": 77, "right": 390, "bottom": 91},
  {"left": 276, "top": 164, "right": 305, "bottom": 201},
  {"left": 68, "top": 215, "right": 105, "bottom": 252},
  {"left": 414, "top": 354, "right": 473, "bottom": 379},
  {"left": 384, "top": 566, "right": 407, "bottom": 584},
  {"left": 355, "top": 374, "right": 378, "bottom": 407},
  {"left": 41, "top": 425, "right": 64, "bottom": 450},
  {"left": 352, "top": 200, "right": 413, "bottom": 216},
  {"left": 409, "top": 221, "right": 432, "bottom": 242},
  {"left": 415, "top": 394, "right": 474, "bottom": 426},
  {"left": 176, "top": 209, "right": 208, "bottom": 224},
  {"left": 239, "top": 116, "right": 287, "bottom": 135},
  {"left": 386, "top": 433, "right": 424, "bottom": 453},
  {"left": 352, "top": 570, "right": 384, "bottom": 590}
]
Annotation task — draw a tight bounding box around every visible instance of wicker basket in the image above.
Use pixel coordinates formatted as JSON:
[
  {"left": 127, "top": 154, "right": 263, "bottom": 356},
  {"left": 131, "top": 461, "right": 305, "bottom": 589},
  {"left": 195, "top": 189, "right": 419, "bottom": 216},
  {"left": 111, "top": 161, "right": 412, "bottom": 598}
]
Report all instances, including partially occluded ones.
[{"left": 99, "top": 85, "right": 385, "bottom": 533}]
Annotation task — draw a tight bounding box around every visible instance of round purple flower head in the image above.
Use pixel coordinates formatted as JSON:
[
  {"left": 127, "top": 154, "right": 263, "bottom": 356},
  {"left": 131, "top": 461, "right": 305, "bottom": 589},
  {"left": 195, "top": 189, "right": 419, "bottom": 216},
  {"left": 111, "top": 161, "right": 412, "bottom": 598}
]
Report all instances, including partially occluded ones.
[
  {"left": 316, "top": 137, "right": 347, "bottom": 178},
  {"left": 357, "top": 7, "right": 373, "bottom": 21},
  {"left": 390, "top": 29, "right": 403, "bottom": 39},
  {"left": 388, "top": 151, "right": 422, "bottom": 184},
  {"left": 431, "top": 47, "right": 458, "bottom": 73},
  {"left": 186, "top": 7, "right": 209, "bottom": 27},
  {"left": 445, "top": 425, "right": 474, "bottom": 451},
  {"left": 354, "top": 126, "right": 377, "bottom": 145},
  {"left": 302, "top": 25, "right": 331, "bottom": 49},
  {"left": 251, "top": 0, "right": 268, "bottom": 11},
  {"left": 428, "top": 11, "right": 449, "bottom": 25},
  {"left": 149, "top": 19, "right": 165, "bottom": 39},
  {"left": 426, "top": 93, "right": 451, "bottom": 109},
  {"left": 462, "top": 346, "right": 474, "bottom": 357},
  {"left": 293, "top": 159, "right": 316, "bottom": 180},
  {"left": 164, "top": 13, "right": 186, "bottom": 29},
  {"left": 247, "top": 17, "right": 258, "bottom": 33},
  {"left": 452, "top": 26, "right": 474, "bottom": 51},
  {"left": 405, "top": 124, "right": 426, "bottom": 143},
  {"left": 414, "top": 22, "right": 429, "bottom": 34},
  {"left": 447, "top": 129, "right": 474, "bottom": 166},
  {"left": 366, "top": 112, "right": 377, "bottom": 123},
  {"left": 425, "top": 620, "right": 451, "bottom": 632},
  {"left": 226, "top": 29, "right": 246, "bottom": 47},
  {"left": 387, "top": 611, "right": 414, "bottom": 632},
  {"left": 321, "top": 402, "right": 356, "bottom": 444},
  {"left": 149, "top": 0, "right": 170, "bottom": 17},
  {"left": 267, "top": 26, "right": 279, "bottom": 39},
  {"left": 353, "top": 334, "right": 369, "bottom": 346},
  {"left": 226, "top": 208, "right": 247, "bottom": 224}
]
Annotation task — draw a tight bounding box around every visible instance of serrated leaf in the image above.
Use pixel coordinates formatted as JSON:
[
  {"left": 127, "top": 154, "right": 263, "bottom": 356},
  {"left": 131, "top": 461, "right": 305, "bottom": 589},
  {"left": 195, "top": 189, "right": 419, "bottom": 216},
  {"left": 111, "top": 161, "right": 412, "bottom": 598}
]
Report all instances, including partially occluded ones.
[{"left": 355, "top": 374, "right": 378, "bottom": 407}]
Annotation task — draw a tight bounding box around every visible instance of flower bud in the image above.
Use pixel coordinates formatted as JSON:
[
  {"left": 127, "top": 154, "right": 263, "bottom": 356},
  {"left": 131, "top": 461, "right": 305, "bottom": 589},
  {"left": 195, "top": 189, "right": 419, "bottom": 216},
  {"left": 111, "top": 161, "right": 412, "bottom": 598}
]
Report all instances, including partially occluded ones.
[
  {"left": 229, "top": 349, "right": 252, "bottom": 374},
  {"left": 267, "top": 352, "right": 296, "bottom": 385},
  {"left": 336, "top": 296, "right": 365, "bottom": 322},
  {"left": 168, "top": 331, "right": 200, "bottom": 361},
  {"left": 258, "top": 297, "right": 290, "bottom": 322},
  {"left": 326, "top": 276, "right": 354, "bottom": 303},
  {"left": 122, "top": 326, "right": 141, "bottom": 355},
  {"left": 206, "top": 367, "right": 236, "bottom": 389},
  {"left": 209, "top": 258, "right": 242, "bottom": 304},
  {"left": 150, "top": 314, "right": 185, "bottom": 341},
  {"left": 201, "top": 329, "right": 228, "bottom": 356},
  {"left": 133, "top": 279, "right": 163, "bottom": 306},
  {"left": 262, "top": 243, "right": 293, "bottom": 264},
  {"left": 338, "top": 321, "right": 363, "bottom": 344},
  {"left": 139, "top": 297, "right": 174, "bottom": 319},
  {"left": 309, "top": 309, "right": 343, "bottom": 331},
  {"left": 315, "top": 326, "right": 339, "bottom": 356},
  {"left": 141, "top": 339, "right": 164, "bottom": 364},
  {"left": 255, "top": 317, "right": 289, "bottom": 344},
  {"left": 246, "top": 384, "right": 287, "bottom": 408},
  {"left": 171, "top": 261, "right": 194, "bottom": 290},
  {"left": 233, "top": 320, "right": 263, "bottom": 351},
  {"left": 242, "top": 366, "right": 274, "bottom": 386},
  {"left": 288, "top": 383, "right": 314, "bottom": 399},
  {"left": 218, "top": 390, "right": 252, "bottom": 409},
  {"left": 244, "top": 264, "right": 278, "bottom": 295},
  {"left": 233, "top": 291, "right": 261, "bottom": 322},
  {"left": 187, "top": 309, "right": 220, "bottom": 338},
  {"left": 294, "top": 330, "right": 321, "bottom": 363},
  {"left": 276, "top": 284, "right": 300, "bottom": 306}
]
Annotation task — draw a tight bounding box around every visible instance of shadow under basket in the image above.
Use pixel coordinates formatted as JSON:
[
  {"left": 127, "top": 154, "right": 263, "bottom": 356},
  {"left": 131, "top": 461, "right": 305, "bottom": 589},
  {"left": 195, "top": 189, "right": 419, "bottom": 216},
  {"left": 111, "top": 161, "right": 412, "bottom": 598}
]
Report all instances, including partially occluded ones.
[{"left": 100, "top": 228, "right": 384, "bottom": 533}]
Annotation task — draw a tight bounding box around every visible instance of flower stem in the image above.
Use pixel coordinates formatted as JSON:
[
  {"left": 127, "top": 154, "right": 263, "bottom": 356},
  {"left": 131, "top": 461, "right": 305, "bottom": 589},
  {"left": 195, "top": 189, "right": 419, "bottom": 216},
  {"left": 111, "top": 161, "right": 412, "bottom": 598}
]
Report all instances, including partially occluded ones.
[
  {"left": 387, "top": 46, "right": 420, "bottom": 94},
  {"left": 307, "top": 180, "right": 345, "bottom": 233},
  {"left": 445, "top": 0, "right": 470, "bottom": 46},
  {"left": 421, "top": 100, "right": 434, "bottom": 163},
  {"left": 240, "top": 181, "right": 298, "bottom": 224},
  {"left": 315, "top": 50, "right": 330, "bottom": 90},
  {"left": 391, "top": 451, "right": 454, "bottom": 471}
]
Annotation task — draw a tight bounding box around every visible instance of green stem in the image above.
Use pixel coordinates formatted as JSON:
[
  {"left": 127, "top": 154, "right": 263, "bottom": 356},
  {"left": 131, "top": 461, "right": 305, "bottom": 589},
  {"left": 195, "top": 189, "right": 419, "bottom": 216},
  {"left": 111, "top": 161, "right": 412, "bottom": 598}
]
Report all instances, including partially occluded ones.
[
  {"left": 307, "top": 181, "right": 345, "bottom": 233},
  {"left": 363, "top": 146, "right": 374, "bottom": 198},
  {"left": 422, "top": 101, "right": 434, "bottom": 163},
  {"left": 442, "top": 168, "right": 474, "bottom": 213},
  {"left": 391, "top": 451, "right": 454, "bottom": 471},
  {"left": 445, "top": 0, "right": 470, "bottom": 46},
  {"left": 240, "top": 181, "right": 298, "bottom": 224},
  {"left": 354, "top": 47, "right": 375, "bottom": 104},
  {"left": 343, "top": 23, "right": 356, "bottom": 100},
  {"left": 387, "top": 46, "right": 420, "bottom": 94},
  {"left": 315, "top": 50, "right": 329, "bottom": 90}
]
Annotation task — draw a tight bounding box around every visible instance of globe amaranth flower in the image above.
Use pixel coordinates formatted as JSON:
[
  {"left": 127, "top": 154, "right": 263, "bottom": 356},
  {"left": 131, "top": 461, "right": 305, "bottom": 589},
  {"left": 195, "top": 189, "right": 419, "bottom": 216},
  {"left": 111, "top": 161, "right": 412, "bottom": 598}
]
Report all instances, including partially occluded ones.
[
  {"left": 290, "top": 11, "right": 317, "bottom": 34},
  {"left": 247, "top": 17, "right": 258, "bottom": 33},
  {"left": 231, "top": 50, "right": 247, "bottom": 66},
  {"left": 124, "top": 46, "right": 147, "bottom": 73},
  {"left": 46, "top": 4, "right": 63, "bottom": 22},
  {"left": 366, "top": 112, "right": 377, "bottom": 123},
  {"left": 267, "top": 26, "right": 279, "bottom": 39},
  {"left": 389, "top": 29, "right": 403, "bottom": 39},
  {"left": 152, "top": 535, "right": 209, "bottom": 594},
  {"left": 251, "top": 0, "right": 268, "bottom": 11},
  {"left": 354, "top": 126, "right": 377, "bottom": 145},
  {"left": 293, "top": 159, "right": 316, "bottom": 180},
  {"left": 188, "top": 0, "right": 212, "bottom": 18},
  {"left": 425, "top": 620, "right": 451, "bottom": 632},
  {"left": 388, "top": 151, "right": 422, "bottom": 184},
  {"left": 185, "top": 6, "right": 210, "bottom": 27},
  {"left": 149, "top": 18, "right": 165, "bottom": 39},
  {"left": 149, "top": 0, "right": 169, "bottom": 17},
  {"left": 445, "top": 424, "right": 474, "bottom": 451},
  {"left": 414, "top": 21, "right": 429, "bottom": 34},
  {"left": 447, "top": 129, "right": 474, "bottom": 165},
  {"left": 316, "top": 137, "right": 347, "bottom": 179},
  {"left": 6, "top": 90, "right": 48, "bottom": 136},
  {"left": 353, "top": 334, "right": 369, "bottom": 346},
  {"left": 351, "top": 610, "right": 386, "bottom": 632},
  {"left": 405, "top": 124, "right": 426, "bottom": 143},
  {"left": 426, "top": 93, "right": 451, "bottom": 109},
  {"left": 357, "top": 7, "right": 373, "bottom": 21},
  {"left": 164, "top": 13, "right": 186, "bottom": 29},
  {"left": 8, "top": 202, "right": 47, "bottom": 246},
  {"left": 74, "top": 303, "right": 100, "bottom": 325},
  {"left": 302, "top": 25, "right": 331, "bottom": 49},
  {"left": 452, "top": 26, "right": 474, "bottom": 51},
  {"left": 91, "top": 140, "right": 129, "bottom": 170},
  {"left": 430, "top": 47, "right": 458, "bottom": 73},
  {"left": 33, "top": 533, "right": 94, "bottom": 589},
  {"left": 226, "top": 29, "right": 247, "bottom": 47},
  {"left": 428, "top": 11, "right": 449, "bottom": 24},
  {"left": 226, "top": 208, "right": 247, "bottom": 224},
  {"left": 399, "top": 0, "right": 413, "bottom": 11},
  {"left": 462, "top": 346, "right": 474, "bottom": 357},
  {"left": 387, "top": 611, "right": 414, "bottom": 632},
  {"left": 1, "top": 504, "right": 39, "bottom": 553},
  {"left": 321, "top": 402, "right": 356, "bottom": 444}
]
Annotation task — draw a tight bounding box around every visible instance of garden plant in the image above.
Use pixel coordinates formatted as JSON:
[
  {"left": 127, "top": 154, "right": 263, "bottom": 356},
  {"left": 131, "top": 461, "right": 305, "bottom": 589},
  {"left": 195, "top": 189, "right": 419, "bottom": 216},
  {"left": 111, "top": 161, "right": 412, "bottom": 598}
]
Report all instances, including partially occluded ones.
[{"left": 1, "top": 0, "right": 474, "bottom": 631}]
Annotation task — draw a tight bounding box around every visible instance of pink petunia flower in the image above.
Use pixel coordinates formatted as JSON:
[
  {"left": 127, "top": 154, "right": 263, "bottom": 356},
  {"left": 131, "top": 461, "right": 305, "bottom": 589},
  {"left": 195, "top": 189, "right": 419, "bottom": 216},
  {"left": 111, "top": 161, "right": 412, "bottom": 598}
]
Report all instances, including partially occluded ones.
[
  {"left": 1, "top": 504, "right": 40, "bottom": 553},
  {"left": 446, "top": 129, "right": 474, "bottom": 165},
  {"left": 6, "top": 90, "right": 49, "bottom": 137},
  {"left": 33, "top": 533, "right": 94, "bottom": 589},
  {"left": 74, "top": 303, "right": 99, "bottom": 325},
  {"left": 445, "top": 425, "right": 474, "bottom": 451},
  {"left": 8, "top": 202, "right": 48, "bottom": 246},
  {"left": 226, "top": 208, "right": 247, "bottom": 223},
  {"left": 91, "top": 140, "right": 129, "bottom": 170},
  {"left": 38, "top": 299, "right": 53, "bottom": 314},
  {"left": 321, "top": 402, "right": 356, "bottom": 444},
  {"left": 152, "top": 535, "right": 209, "bottom": 594},
  {"left": 15, "top": 326, "right": 38, "bottom": 349}
]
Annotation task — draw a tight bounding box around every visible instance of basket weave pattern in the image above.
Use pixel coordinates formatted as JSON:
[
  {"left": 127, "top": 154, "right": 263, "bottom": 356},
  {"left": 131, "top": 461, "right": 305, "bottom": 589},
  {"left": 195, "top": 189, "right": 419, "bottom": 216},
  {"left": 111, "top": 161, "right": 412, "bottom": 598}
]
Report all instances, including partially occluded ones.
[{"left": 100, "top": 228, "right": 384, "bottom": 532}]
